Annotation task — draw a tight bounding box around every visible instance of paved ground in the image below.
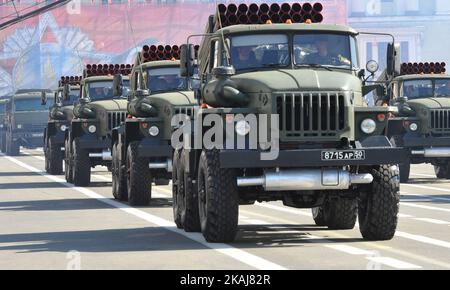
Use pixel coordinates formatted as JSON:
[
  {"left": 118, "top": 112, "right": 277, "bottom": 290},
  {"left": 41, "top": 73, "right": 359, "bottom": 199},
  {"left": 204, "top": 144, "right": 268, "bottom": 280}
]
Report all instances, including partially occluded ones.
[{"left": 0, "top": 148, "right": 449, "bottom": 270}]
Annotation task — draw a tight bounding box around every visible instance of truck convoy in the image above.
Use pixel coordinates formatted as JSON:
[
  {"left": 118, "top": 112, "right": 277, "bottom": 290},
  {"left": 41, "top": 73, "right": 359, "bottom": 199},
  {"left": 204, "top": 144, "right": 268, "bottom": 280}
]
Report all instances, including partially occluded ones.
[
  {"left": 380, "top": 62, "right": 450, "bottom": 182},
  {"left": 43, "top": 76, "right": 81, "bottom": 174},
  {"left": 174, "top": 2, "right": 406, "bottom": 243},
  {"left": 64, "top": 64, "right": 131, "bottom": 186},
  {"left": 111, "top": 44, "right": 198, "bottom": 206},
  {"left": 3, "top": 89, "right": 53, "bottom": 156}
]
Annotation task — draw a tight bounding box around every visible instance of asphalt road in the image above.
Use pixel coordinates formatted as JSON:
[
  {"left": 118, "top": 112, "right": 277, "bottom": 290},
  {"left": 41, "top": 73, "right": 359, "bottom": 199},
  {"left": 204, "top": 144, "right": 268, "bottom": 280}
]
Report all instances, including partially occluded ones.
[{"left": 0, "top": 148, "right": 449, "bottom": 270}]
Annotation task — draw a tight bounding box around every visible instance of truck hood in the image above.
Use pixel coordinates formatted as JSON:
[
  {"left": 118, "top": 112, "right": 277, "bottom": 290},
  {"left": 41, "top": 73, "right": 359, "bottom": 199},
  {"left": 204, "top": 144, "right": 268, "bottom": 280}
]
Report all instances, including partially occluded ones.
[
  {"left": 408, "top": 97, "right": 450, "bottom": 110},
  {"left": 231, "top": 69, "right": 362, "bottom": 93},
  {"left": 145, "top": 91, "right": 196, "bottom": 107},
  {"left": 89, "top": 99, "right": 128, "bottom": 112}
]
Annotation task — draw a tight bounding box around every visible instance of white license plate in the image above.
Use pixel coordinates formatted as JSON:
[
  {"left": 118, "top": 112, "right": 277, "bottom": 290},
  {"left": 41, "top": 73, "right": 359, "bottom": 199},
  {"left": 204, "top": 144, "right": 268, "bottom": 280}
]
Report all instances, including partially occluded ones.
[
  {"left": 32, "top": 133, "right": 44, "bottom": 137},
  {"left": 321, "top": 150, "right": 366, "bottom": 161}
]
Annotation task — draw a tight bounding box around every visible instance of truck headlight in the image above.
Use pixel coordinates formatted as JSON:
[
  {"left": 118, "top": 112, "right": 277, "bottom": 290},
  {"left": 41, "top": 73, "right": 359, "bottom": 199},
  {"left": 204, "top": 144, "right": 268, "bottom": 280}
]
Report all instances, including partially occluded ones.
[
  {"left": 409, "top": 123, "right": 418, "bottom": 132},
  {"left": 60, "top": 125, "right": 67, "bottom": 132},
  {"left": 17, "top": 124, "right": 23, "bottom": 129},
  {"left": 149, "top": 126, "right": 159, "bottom": 136},
  {"left": 88, "top": 125, "right": 97, "bottom": 133},
  {"left": 361, "top": 119, "right": 376, "bottom": 134},
  {"left": 235, "top": 120, "right": 251, "bottom": 136}
]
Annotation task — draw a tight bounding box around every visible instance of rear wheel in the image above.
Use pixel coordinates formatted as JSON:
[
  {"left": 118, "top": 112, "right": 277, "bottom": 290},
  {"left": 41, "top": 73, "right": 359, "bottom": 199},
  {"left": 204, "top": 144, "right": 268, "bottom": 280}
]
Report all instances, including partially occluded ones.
[
  {"left": 72, "top": 137, "right": 91, "bottom": 186},
  {"left": 112, "top": 141, "right": 127, "bottom": 201},
  {"left": 47, "top": 138, "right": 63, "bottom": 175},
  {"left": 358, "top": 165, "right": 400, "bottom": 241},
  {"left": 312, "top": 206, "right": 327, "bottom": 226},
  {"left": 178, "top": 150, "right": 200, "bottom": 232},
  {"left": 197, "top": 150, "right": 238, "bottom": 243},
  {"left": 325, "top": 197, "right": 358, "bottom": 230},
  {"left": 434, "top": 164, "right": 450, "bottom": 179},
  {"left": 127, "top": 141, "right": 151, "bottom": 206}
]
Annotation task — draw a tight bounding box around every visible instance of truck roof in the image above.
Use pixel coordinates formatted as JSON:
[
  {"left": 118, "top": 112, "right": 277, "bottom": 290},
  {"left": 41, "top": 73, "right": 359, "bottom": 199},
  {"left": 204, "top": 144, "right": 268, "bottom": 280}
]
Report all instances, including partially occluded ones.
[
  {"left": 394, "top": 74, "right": 450, "bottom": 81},
  {"left": 138, "top": 60, "right": 180, "bottom": 70},
  {"left": 217, "top": 23, "right": 358, "bottom": 36},
  {"left": 13, "top": 90, "right": 52, "bottom": 99},
  {"left": 56, "top": 85, "right": 81, "bottom": 92}
]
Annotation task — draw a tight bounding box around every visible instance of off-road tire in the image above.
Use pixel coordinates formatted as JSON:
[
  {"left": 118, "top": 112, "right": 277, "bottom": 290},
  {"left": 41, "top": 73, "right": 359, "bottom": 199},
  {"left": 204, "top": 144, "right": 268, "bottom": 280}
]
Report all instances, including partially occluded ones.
[
  {"left": 172, "top": 149, "right": 183, "bottom": 228},
  {"left": 358, "top": 165, "right": 400, "bottom": 241},
  {"left": 127, "top": 141, "right": 151, "bottom": 206},
  {"left": 64, "top": 137, "right": 73, "bottom": 183},
  {"left": 6, "top": 135, "right": 19, "bottom": 156},
  {"left": 391, "top": 135, "right": 410, "bottom": 183},
  {"left": 197, "top": 150, "right": 238, "bottom": 243},
  {"left": 179, "top": 150, "right": 200, "bottom": 232},
  {"left": 112, "top": 142, "right": 127, "bottom": 201},
  {"left": 0, "top": 134, "right": 6, "bottom": 153},
  {"left": 72, "top": 137, "right": 91, "bottom": 186},
  {"left": 434, "top": 164, "right": 450, "bottom": 179},
  {"left": 312, "top": 206, "right": 327, "bottom": 226},
  {"left": 47, "top": 137, "right": 63, "bottom": 175},
  {"left": 325, "top": 197, "right": 358, "bottom": 230}
]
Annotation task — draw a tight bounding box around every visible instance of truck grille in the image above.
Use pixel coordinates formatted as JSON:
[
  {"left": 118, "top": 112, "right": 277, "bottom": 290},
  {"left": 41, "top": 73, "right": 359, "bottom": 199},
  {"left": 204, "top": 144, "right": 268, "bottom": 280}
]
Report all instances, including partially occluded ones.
[
  {"left": 430, "top": 109, "right": 450, "bottom": 133},
  {"left": 275, "top": 92, "right": 346, "bottom": 139},
  {"left": 108, "top": 111, "right": 126, "bottom": 131},
  {"left": 174, "top": 106, "right": 195, "bottom": 118}
]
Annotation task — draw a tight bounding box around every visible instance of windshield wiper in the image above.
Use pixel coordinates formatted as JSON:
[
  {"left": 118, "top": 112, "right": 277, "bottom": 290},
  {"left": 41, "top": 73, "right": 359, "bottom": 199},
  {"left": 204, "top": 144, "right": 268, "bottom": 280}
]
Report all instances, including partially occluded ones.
[{"left": 297, "top": 64, "right": 333, "bottom": 71}]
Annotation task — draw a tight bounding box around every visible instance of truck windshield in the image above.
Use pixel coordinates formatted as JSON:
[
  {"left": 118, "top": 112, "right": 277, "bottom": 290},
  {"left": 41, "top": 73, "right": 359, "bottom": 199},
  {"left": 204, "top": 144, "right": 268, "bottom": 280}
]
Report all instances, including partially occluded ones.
[
  {"left": 0, "top": 103, "right": 5, "bottom": 113},
  {"left": 435, "top": 79, "right": 450, "bottom": 97},
  {"left": 230, "top": 34, "right": 289, "bottom": 71},
  {"left": 294, "top": 33, "right": 353, "bottom": 69},
  {"left": 402, "top": 80, "right": 433, "bottom": 99},
  {"left": 15, "top": 97, "right": 54, "bottom": 112},
  {"left": 61, "top": 89, "right": 80, "bottom": 106},
  {"left": 87, "top": 81, "right": 114, "bottom": 101},
  {"left": 147, "top": 67, "right": 187, "bottom": 92}
]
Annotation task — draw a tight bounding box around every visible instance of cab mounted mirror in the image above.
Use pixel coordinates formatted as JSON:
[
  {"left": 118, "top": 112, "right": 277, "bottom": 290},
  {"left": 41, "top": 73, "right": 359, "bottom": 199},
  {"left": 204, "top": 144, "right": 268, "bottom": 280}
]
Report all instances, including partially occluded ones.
[
  {"left": 41, "top": 91, "right": 47, "bottom": 106},
  {"left": 387, "top": 43, "right": 401, "bottom": 77},
  {"left": 180, "top": 44, "right": 196, "bottom": 77},
  {"left": 112, "top": 74, "right": 124, "bottom": 97}
]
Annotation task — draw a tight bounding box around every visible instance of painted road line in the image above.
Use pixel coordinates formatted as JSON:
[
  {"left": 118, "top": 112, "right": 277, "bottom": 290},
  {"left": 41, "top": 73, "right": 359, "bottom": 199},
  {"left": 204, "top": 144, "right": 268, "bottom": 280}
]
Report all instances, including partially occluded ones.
[
  {"left": 1, "top": 154, "right": 286, "bottom": 270},
  {"left": 395, "top": 231, "right": 450, "bottom": 249},
  {"left": 401, "top": 202, "right": 450, "bottom": 213},
  {"left": 402, "top": 184, "right": 450, "bottom": 201},
  {"left": 413, "top": 218, "right": 449, "bottom": 225}
]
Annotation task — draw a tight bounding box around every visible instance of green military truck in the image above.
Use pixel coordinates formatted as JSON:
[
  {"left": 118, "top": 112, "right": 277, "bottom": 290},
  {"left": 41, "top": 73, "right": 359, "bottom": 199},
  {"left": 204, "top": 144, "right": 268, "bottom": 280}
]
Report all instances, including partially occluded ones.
[
  {"left": 111, "top": 44, "right": 197, "bottom": 206},
  {"left": 174, "top": 2, "right": 406, "bottom": 243},
  {"left": 65, "top": 64, "right": 131, "bottom": 186},
  {"left": 381, "top": 62, "right": 450, "bottom": 182},
  {"left": 3, "top": 89, "right": 53, "bottom": 156},
  {"left": 43, "top": 76, "right": 81, "bottom": 174},
  {"left": 0, "top": 98, "right": 10, "bottom": 153}
]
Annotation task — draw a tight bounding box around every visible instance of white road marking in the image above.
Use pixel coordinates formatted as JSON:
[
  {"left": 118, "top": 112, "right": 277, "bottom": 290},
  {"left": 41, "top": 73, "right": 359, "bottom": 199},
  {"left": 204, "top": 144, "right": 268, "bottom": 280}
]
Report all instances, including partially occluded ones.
[
  {"left": 398, "top": 214, "right": 414, "bottom": 218},
  {"left": 401, "top": 202, "right": 450, "bottom": 213},
  {"left": 366, "top": 257, "right": 422, "bottom": 270},
  {"left": 395, "top": 231, "right": 450, "bottom": 249},
  {"left": 413, "top": 218, "right": 449, "bottom": 225},
  {"left": 402, "top": 184, "right": 450, "bottom": 201},
  {"left": 1, "top": 154, "right": 286, "bottom": 270},
  {"left": 326, "top": 245, "right": 372, "bottom": 255}
]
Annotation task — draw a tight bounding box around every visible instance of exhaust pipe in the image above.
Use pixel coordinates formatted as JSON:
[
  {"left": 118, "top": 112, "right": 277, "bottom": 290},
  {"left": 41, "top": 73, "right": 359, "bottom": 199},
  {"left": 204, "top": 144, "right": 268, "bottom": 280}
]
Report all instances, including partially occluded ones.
[
  {"left": 237, "top": 169, "right": 373, "bottom": 191},
  {"left": 89, "top": 150, "right": 112, "bottom": 161},
  {"left": 412, "top": 148, "right": 450, "bottom": 158},
  {"left": 149, "top": 159, "right": 173, "bottom": 172}
]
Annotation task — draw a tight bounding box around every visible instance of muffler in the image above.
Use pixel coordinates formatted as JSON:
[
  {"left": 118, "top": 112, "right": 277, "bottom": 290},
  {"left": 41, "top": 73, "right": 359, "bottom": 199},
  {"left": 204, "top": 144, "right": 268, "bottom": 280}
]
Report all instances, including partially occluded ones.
[
  {"left": 89, "top": 150, "right": 112, "bottom": 161},
  {"left": 411, "top": 147, "right": 450, "bottom": 158},
  {"left": 237, "top": 169, "right": 373, "bottom": 191},
  {"left": 149, "top": 158, "right": 172, "bottom": 172}
]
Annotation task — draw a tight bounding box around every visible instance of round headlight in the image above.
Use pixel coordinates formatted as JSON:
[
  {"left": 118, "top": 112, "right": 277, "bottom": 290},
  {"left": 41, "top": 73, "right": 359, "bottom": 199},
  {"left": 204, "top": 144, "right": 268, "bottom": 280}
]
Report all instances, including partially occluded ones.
[
  {"left": 17, "top": 124, "right": 23, "bottom": 129},
  {"left": 149, "top": 126, "right": 159, "bottom": 136},
  {"left": 235, "top": 120, "right": 251, "bottom": 136},
  {"left": 60, "top": 125, "right": 67, "bottom": 132},
  {"left": 361, "top": 119, "right": 376, "bottom": 134},
  {"left": 88, "top": 125, "right": 97, "bottom": 133},
  {"left": 409, "top": 123, "right": 418, "bottom": 132}
]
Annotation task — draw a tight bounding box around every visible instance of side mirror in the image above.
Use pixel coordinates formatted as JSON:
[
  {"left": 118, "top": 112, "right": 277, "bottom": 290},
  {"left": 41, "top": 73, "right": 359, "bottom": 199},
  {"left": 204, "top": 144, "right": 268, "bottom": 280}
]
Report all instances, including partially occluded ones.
[
  {"left": 387, "top": 43, "right": 401, "bottom": 76},
  {"left": 366, "top": 60, "right": 379, "bottom": 75},
  {"left": 41, "top": 91, "right": 47, "bottom": 106},
  {"left": 135, "top": 89, "right": 150, "bottom": 98},
  {"left": 357, "top": 69, "right": 365, "bottom": 79},
  {"left": 212, "top": 66, "right": 235, "bottom": 78},
  {"left": 112, "top": 74, "right": 123, "bottom": 97},
  {"left": 63, "top": 84, "right": 71, "bottom": 101},
  {"left": 180, "top": 44, "right": 196, "bottom": 77},
  {"left": 398, "top": 96, "right": 409, "bottom": 103}
]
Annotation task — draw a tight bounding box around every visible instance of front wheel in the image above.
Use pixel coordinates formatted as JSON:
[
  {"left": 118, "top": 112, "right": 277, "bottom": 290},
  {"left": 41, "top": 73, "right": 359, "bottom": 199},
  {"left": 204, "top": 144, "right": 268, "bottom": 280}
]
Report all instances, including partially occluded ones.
[
  {"left": 358, "top": 165, "right": 400, "bottom": 241},
  {"left": 6, "top": 135, "right": 19, "bottom": 156},
  {"left": 197, "top": 150, "right": 238, "bottom": 243},
  {"left": 72, "top": 137, "right": 91, "bottom": 186},
  {"left": 47, "top": 138, "right": 63, "bottom": 175},
  {"left": 64, "top": 137, "right": 73, "bottom": 183},
  {"left": 127, "top": 141, "right": 151, "bottom": 206},
  {"left": 112, "top": 142, "right": 127, "bottom": 201}
]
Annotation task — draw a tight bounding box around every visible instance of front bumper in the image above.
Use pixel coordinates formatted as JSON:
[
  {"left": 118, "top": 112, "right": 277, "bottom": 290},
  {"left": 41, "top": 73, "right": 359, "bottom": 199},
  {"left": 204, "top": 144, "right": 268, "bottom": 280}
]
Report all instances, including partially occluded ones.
[
  {"left": 78, "top": 135, "right": 111, "bottom": 150},
  {"left": 219, "top": 146, "right": 406, "bottom": 169},
  {"left": 403, "top": 134, "right": 450, "bottom": 147}
]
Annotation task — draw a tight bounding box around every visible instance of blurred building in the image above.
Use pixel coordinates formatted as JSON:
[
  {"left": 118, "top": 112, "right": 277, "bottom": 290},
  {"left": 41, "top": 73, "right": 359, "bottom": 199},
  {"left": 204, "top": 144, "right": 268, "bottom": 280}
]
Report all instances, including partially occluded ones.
[{"left": 348, "top": 0, "right": 450, "bottom": 70}]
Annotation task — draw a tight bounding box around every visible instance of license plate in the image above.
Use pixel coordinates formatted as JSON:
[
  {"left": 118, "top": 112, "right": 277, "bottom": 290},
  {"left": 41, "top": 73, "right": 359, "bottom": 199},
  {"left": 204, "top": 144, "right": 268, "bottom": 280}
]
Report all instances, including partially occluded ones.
[
  {"left": 321, "top": 150, "right": 365, "bottom": 161},
  {"left": 32, "top": 133, "right": 44, "bottom": 137}
]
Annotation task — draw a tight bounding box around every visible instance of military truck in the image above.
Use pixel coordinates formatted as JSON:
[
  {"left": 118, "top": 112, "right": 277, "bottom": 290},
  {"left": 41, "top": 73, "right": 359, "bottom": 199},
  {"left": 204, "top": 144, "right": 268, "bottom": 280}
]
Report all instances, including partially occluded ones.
[
  {"left": 174, "top": 2, "right": 407, "bottom": 243},
  {"left": 65, "top": 64, "right": 131, "bottom": 186},
  {"left": 0, "top": 98, "right": 10, "bottom": 153},
  {"left": 43, "top": 76, "right": 81, "bottom": 174},
  {"left": 4, "top": 89, "right": 53, "bottom": 156},
  {"left": 380, "top": 62, "right": 450, "bottom": 182},
  {"left": 111, "top": 44, "right": 198, "bottom": 206}
]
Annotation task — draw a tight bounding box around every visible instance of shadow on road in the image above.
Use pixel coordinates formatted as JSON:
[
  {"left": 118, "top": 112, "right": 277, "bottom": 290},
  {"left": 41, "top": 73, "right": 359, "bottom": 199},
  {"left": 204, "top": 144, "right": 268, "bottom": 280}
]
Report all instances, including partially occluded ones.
[
  {"left": 0, "top": 172, "right": 41, "bottom": 177},
  {"left": 0, "top": 198, "right": 114, "bottom": 212}
]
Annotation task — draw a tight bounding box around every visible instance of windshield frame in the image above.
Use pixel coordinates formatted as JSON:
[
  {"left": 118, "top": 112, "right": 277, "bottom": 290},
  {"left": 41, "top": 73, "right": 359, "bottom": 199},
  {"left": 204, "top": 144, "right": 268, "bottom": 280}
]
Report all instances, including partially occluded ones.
[
  {"left": 226, "top": 31, "right": 358, "bottom": 73},
  {"left": 84, "top": 80, "right": 115, "bottom": 101},
  {"left": 400, "top": 78, "right": 450, "bottom": 100},
  {"left": 146, "top": 66, "right": 188, "bottom": 94}
]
